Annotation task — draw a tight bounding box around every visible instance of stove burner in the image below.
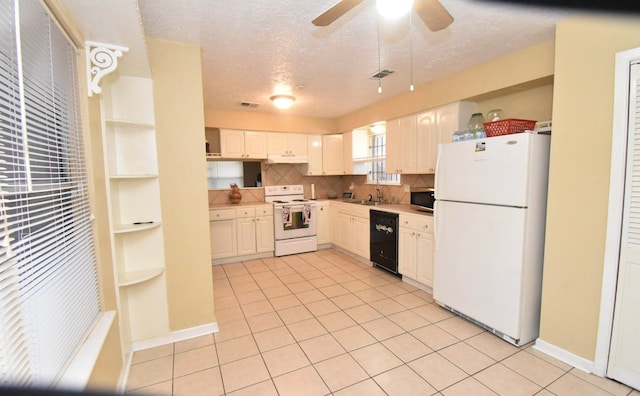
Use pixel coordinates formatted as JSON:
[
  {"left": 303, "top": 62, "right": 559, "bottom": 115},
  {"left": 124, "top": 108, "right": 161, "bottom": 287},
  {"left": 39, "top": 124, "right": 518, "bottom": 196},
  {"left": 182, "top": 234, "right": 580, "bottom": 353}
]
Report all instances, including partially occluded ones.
[
  {"left": 292, "top": 199, "right": 308, "bottom": 202},
  {"left": 272, "top": 200, "right": 289, "bottom": 204}
]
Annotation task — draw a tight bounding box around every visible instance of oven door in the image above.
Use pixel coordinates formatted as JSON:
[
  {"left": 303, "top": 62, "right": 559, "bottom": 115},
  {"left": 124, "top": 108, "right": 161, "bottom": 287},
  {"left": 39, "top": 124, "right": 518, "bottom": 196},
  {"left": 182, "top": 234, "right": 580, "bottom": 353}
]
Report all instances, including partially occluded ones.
[{"left": 274, "top": 204, "right": 317, "bottom": 240}]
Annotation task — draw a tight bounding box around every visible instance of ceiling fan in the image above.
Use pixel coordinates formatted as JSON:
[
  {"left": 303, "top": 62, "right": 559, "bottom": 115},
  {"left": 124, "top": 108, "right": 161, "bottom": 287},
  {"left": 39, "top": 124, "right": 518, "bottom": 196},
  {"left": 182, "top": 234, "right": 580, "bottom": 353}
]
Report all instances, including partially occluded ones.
[{"left": 312, "top": 0, "right": 454, "bottom": 31}]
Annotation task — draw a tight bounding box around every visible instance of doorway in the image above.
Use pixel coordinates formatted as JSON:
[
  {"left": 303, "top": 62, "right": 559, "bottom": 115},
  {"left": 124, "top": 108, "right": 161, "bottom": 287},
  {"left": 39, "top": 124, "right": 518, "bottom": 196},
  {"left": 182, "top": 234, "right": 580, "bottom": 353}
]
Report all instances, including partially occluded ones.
[{"left": 599, "top": 47, "right": 640, "bottom": 390}]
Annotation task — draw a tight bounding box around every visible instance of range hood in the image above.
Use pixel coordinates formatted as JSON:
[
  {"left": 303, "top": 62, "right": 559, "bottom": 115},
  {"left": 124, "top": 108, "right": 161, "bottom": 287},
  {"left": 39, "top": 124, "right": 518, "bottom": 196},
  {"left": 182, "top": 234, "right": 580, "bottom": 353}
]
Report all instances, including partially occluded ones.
[{"left": 267, "top": 154, "right": 308, "bottom": 164}]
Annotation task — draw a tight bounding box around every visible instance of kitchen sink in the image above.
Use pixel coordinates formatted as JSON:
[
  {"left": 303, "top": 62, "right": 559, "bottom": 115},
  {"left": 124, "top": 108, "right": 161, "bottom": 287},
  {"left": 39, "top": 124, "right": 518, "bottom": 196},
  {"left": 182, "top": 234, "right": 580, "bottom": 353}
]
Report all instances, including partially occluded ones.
[{"left": 344, "top": 199, "right": 380, "bottom": 206}]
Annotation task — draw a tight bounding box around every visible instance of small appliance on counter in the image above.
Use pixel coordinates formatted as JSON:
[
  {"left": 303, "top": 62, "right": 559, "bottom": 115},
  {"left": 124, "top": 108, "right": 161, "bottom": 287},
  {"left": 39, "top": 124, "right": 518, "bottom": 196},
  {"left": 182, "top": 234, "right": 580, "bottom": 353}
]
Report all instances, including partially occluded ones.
[{"left": 410, "top": 187, "right": 435, "bottom": 212}]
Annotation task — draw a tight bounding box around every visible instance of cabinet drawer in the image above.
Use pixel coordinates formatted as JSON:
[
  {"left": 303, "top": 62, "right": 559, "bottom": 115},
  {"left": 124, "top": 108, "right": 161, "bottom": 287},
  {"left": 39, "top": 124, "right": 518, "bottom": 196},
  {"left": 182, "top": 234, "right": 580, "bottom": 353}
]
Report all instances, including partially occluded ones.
[
  {"left": 255, "top": 205, "right": 273, "bottom": 216},
  {"left": 417, "top": 217, "right": 434, "bottom": 234},
  {"left": 351, "top": 206, "right": 370, "bottom": 219},
  {"left": 236, "top": 207, "right": 256, "bottom": 218},
  {"left": 209, "top": 209, "right": 236, "bottom": 221},
  {"left": 399, "top": 214, "right": 417, "bottom": 229}
]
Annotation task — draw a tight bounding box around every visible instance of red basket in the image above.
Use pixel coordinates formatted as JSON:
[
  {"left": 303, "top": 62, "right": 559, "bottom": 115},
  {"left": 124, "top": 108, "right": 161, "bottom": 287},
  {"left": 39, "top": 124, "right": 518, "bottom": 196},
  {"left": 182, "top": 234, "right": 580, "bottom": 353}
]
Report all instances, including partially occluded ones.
[{"left": 483, "top": 119, "right": 536, "bottom": 137}]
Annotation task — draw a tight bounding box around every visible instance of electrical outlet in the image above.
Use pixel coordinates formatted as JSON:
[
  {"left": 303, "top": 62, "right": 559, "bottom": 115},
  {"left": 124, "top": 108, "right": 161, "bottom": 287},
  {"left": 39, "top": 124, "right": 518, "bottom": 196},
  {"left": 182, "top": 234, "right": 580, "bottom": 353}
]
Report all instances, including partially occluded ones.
[{"left": 403, "top": 184, "right": 411, "bottom": 192}]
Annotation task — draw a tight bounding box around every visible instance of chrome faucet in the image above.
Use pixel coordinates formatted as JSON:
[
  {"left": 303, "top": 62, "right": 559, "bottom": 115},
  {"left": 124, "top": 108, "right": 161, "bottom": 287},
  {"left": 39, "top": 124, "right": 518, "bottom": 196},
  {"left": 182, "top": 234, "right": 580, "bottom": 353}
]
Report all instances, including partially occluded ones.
[{"left": 376, "top": 178, "right": 382, "bottom": 203}]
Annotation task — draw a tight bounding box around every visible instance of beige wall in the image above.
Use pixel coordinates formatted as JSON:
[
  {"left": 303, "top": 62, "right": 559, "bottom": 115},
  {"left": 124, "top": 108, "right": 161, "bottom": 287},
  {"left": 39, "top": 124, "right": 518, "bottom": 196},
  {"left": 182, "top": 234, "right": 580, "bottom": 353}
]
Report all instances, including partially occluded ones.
[
  {"left": 336, "top": 40, "right": 555, "bottom": 132},
  {"left": 539, "top": 15, "right": 640, "bottom": 361},
  {"left": 204, "top": 108, "right": 337, "bottom": 134},
  {"left": 149, "top": 39, "right": 216, "bottom": 330}
]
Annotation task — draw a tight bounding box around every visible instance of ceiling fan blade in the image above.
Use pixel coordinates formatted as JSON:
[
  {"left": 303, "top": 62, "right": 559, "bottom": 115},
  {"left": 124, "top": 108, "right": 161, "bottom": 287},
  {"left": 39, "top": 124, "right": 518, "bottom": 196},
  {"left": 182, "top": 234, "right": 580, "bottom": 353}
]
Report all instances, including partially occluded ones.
[
  {"left": 414, "top": 0, "right": 454, "bottom": 32},
  {"left": 312, "top": 0, "right": 366, "bottom": 26}
]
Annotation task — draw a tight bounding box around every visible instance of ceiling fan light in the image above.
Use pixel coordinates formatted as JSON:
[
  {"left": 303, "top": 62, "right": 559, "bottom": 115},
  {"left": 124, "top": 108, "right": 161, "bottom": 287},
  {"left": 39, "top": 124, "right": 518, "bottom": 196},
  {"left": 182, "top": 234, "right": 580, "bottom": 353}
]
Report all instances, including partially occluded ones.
[
  {"left": 270, "top": 94, "right": 295, "bottom": 109},
  {"left": 376, "top": 0, "right": 414, "bottom": 19}
]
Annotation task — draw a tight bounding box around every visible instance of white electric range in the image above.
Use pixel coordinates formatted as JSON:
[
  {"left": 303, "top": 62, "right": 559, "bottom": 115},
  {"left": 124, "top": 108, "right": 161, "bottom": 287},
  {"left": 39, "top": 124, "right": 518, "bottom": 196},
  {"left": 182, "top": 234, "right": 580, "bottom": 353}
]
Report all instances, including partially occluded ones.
[{"left": 264, "top": 185, "right": 317, "bottom": 257}]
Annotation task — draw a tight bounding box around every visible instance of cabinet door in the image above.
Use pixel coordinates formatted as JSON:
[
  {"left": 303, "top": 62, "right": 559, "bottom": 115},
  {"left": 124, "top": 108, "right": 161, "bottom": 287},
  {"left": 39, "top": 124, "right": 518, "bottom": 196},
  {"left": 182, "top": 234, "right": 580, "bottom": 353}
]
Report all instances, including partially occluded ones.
[
  {"left": 210, "top": 219, "right": 237, "bottom": 259},
  {"left": 343, "top": 131, "right": 354, "bottom": 175},
  {"left": 436, "top": 102, "right": 477, "bottom": 147},
  {"left": 244, "top": 131, "right": 268, "bottom": 159},
  {"left": 317, "top": 203, "right": 331, "bottom": 245},
  {"left": 220, "top": 129, "right": 245, "bottom": 158},
  {"left": 267, "top": 132, "right": 288, "bottom": 154},
  {"left": 287, "top": 133, "right": 308, "bottom": 155},
  {"left": 322, "top": 134, "right": 344, "bottom": 175},
  {"left": 398, "top": 227, "right": 417, "bottom": 279},
  {"left": 255, "top": 216, "right": 274, "bottom": 253},
  {"left": 399, "top": 115, "right": 417, "bottom": 173},
  {"left": 352, "top": 215, "right": 370, "bottom": 260},
  {"left": 236, "top": 217, "right": 256, "bottom": 256},
  {"left": 416, "top": 232, "right": 434, "bottom": 287},
  {"left": 385, "top": 118, "right": 401, "bottom": 174},
  {"left": 336, "top": 212, "right": 351, "bottom": 249},
  {"left": 416, "top": 110, "right": 437, "bottom": 174},
  {"left": 306, "top": 135, "right": 323, "bottom": 175}
]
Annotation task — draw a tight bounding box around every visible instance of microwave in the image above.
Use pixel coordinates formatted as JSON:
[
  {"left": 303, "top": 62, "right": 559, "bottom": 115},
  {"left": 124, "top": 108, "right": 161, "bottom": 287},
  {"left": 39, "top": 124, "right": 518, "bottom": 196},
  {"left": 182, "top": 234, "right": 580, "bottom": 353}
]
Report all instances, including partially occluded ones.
[{"left": 410, "top": 187, "right": 435, "bottom": 212}]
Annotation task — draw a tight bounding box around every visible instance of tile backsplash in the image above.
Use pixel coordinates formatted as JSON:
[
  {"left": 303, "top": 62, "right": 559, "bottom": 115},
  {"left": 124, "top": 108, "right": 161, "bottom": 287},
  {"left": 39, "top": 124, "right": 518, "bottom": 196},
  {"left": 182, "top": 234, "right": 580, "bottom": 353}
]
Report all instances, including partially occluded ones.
[{"left": 208, "top": 163, "right": 434, "bottom": 205}]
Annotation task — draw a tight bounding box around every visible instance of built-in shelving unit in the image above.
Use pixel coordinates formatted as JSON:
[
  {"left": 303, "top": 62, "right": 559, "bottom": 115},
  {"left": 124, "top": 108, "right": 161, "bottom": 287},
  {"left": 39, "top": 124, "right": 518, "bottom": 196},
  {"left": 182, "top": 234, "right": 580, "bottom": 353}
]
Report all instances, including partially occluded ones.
[{"left": 100, "top": 75, "right": 169, "bottom": 348}]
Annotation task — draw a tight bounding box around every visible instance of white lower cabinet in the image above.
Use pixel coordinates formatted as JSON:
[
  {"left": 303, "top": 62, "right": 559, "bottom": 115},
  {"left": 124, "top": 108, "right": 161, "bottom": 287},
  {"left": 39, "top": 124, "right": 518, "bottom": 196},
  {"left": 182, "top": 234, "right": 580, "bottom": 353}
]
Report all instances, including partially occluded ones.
[
  {"left": 332, "top": 202, "right": 369, "bottom": 259},
  {"left": 209, "top": 209, "right": 238, "bottom": 259},
  {"left": 316, "top": 201, "right": 331, "bottom": 245},
  {"left": 236, "top": 208, "right": 257, "bottom": 256},
  {"left": 398, "top": 213, "right": 434, "bottom": 288},
  {"left": 210, "top": 205, "right": 274, "bottom": 260}
]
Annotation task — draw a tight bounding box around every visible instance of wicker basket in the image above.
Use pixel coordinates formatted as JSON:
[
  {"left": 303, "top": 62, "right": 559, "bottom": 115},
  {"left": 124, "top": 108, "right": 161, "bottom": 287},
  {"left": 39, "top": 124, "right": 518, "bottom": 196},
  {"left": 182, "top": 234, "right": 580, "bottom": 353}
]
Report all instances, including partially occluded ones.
[{"left": 483, "top": 119, "right": 536, "bottom": 137}]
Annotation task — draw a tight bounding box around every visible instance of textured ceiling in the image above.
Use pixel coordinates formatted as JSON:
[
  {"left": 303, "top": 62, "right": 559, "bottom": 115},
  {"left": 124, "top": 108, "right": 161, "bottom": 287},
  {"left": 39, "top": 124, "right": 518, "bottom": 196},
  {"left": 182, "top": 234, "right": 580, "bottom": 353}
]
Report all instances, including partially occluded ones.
[
  {"left": 61, "top": 0, "right": 571, "bottom": 119},
  {"left": 136, "top": 0, "right": 571, "bottom": 119}
]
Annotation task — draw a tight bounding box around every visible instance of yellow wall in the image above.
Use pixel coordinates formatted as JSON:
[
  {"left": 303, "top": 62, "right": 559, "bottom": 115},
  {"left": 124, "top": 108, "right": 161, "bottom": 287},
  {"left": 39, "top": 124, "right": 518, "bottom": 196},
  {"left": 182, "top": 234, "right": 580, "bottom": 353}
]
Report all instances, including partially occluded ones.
[
  {"left": 336, "top": 40, "right": 555, "bottom": 132},
  {"left": 539, "top": 14, "right": 640, "bottom": 361},
  {"left": 203, "top": 40, "right": 555, "bottom": 134},
  {"left": 204, "top": 108, "right": 337, "bottom": 134},
  {"left": 148, "top": 39, "right": 216, "bottom": 330}
]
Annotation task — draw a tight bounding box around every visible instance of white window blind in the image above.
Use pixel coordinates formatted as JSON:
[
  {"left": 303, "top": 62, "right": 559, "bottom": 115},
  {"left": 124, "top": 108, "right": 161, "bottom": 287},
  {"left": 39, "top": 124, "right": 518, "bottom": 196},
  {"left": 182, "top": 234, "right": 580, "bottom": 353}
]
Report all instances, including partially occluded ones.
[{"left": 0, "top": 0, "right": 100, "bottom": 388}]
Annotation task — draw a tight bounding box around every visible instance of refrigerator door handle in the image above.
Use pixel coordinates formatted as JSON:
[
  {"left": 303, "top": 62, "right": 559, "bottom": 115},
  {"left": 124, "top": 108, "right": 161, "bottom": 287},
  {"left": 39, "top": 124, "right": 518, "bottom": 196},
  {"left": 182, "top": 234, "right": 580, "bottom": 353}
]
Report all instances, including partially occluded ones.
[
  {"left": 434, "top": 200, "right": 440, "bottom": 251},
  {"left": 435, "top": 145, "right": 442, "bottom": 195}
]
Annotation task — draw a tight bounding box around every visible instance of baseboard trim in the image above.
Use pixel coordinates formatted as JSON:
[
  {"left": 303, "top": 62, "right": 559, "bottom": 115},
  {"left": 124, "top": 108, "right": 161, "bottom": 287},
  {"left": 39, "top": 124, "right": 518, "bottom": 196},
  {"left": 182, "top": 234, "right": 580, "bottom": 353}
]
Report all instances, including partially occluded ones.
[
  {"left": 131, "top": 322, "right": 219, "bottom": 352},
  {"left": 401, "top": 276, "right": 433, "bottom": 295},
  {"left": 534, "top": 338, "right": 595, "bottom": 373},
  {"left": 118, "top": 322, "right": 219, "bottom": 391}
]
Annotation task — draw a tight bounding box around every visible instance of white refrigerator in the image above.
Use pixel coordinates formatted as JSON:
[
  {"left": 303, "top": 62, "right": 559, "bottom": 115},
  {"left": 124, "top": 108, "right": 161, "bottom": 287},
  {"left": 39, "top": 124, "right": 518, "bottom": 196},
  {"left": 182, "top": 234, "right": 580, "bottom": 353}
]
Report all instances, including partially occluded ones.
[{"left": 434, "top": 132, "right": 551, "bottom": 346}]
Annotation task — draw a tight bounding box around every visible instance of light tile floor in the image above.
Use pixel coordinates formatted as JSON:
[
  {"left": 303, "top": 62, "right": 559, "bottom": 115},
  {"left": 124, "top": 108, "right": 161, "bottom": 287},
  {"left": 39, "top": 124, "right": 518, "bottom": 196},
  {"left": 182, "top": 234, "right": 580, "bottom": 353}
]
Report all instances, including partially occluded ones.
[{"left": 126, "top": 249, "right": 638, "bottom": 396}]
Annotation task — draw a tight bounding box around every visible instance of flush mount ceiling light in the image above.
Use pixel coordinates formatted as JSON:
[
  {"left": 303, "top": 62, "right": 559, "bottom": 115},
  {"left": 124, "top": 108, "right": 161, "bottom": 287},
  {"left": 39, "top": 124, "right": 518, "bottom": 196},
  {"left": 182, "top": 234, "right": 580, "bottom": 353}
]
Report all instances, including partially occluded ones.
[
  {"left": 270, "top": 94, "right": 296, "bottom": 109},
  {"left": 376, "top": 0, "right": 414, "bottom": 19}
]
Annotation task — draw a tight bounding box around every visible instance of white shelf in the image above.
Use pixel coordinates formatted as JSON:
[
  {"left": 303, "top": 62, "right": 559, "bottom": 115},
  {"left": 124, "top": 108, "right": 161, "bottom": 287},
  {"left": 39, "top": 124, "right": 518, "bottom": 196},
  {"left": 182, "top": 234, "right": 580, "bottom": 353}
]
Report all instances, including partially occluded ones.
[
  {"left": 104, "top": 118, "right": 155, "bottom": 129},
  {"left": 118, "top": 267, "right": 164, "bottom": 287},
  {"left": 105, "top": 118, "right": 155, "bottom": 129},
  {"left": 113, "top": 222, "right": 161, "bottom": 234},
  {"left": 109, "top": 174, "right": 158, "bottom": 180}
]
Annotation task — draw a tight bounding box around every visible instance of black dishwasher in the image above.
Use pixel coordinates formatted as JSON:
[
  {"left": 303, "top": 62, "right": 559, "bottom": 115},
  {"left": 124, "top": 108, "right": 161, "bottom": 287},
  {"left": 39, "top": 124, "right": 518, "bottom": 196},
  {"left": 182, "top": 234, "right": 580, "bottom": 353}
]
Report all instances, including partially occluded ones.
[{"left": 370, "top": 210, "right": 399, "bottom": 274}]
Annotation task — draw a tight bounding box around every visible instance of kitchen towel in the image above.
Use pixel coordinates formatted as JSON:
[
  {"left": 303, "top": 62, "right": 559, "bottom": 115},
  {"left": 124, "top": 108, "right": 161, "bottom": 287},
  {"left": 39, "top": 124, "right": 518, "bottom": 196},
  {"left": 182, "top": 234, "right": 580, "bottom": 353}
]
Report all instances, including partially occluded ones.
[
  {"left": 282, "top": 206, "right": 292, "bottom": 227},
  {"left": 303, "top": 204, "right": 311, "bottom": 225}
]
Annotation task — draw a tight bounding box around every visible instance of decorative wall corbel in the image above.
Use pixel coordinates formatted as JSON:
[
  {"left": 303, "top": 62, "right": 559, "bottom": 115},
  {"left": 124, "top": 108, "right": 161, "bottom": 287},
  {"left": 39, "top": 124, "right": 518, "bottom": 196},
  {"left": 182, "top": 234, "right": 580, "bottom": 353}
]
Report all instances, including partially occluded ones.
[{"left": 85, "top": 41, "right": 129, "bottom": 97}]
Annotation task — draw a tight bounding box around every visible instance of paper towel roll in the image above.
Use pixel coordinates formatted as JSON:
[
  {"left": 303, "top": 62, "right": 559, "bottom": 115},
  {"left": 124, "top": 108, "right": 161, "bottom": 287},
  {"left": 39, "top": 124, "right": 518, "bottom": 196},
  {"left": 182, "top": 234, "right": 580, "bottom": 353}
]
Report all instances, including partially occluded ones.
[{"left": 311, "top": 184, "right": 316, "bottom": 200}]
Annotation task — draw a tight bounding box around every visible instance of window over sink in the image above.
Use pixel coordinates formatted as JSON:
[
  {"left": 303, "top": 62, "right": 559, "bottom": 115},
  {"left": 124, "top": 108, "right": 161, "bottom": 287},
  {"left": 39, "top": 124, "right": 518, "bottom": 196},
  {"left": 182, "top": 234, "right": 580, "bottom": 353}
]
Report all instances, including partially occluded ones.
[{"left": 358, "top": 124, "right": 401, "bottom": 185}]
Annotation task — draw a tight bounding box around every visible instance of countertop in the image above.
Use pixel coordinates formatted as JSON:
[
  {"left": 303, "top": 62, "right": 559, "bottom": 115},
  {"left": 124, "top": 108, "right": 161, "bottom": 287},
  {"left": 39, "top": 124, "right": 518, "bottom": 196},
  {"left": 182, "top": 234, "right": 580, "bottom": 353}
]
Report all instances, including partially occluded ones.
[{"left": 209, "top": 200, "right": 433, "bottom": 217}]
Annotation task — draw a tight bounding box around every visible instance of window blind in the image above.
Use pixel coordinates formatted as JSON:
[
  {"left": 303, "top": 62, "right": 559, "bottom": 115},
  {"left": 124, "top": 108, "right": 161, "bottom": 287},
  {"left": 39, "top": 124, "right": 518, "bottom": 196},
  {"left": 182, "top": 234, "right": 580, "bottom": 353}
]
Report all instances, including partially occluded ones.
[{"left": 0, "top": 0, "right": 100, "bottom": 387}]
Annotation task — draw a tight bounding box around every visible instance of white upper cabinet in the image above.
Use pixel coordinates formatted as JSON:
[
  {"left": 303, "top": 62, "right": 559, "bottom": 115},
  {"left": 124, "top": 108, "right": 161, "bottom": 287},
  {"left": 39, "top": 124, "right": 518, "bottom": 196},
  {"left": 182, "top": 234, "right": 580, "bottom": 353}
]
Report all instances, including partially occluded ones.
[
  {"left": 386, "top": 114, "right": 417, "bottom": 173},
  {"left": 244, "top": 131, "right": 268, "bottom": 159},
  {"left": 343, "top": 130, "right": 368, "bottom": 175},
  {"left": 322, "top": 134, "right": 344, "bottom": 175},
  {"left": 267, "top": 132, "right": 308, "bottom": 155},
  {"left": 416, "top": 110, "right": 437, "bottom": 174},
  {"left": 303, "top": 134, "right": 324, "bottom": 175},
  {"left": 387, "top": 101, "right": 477, "bottom": 174},
  {"left": 219, "top": 129, "right": 267, "bottom": 159}
]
